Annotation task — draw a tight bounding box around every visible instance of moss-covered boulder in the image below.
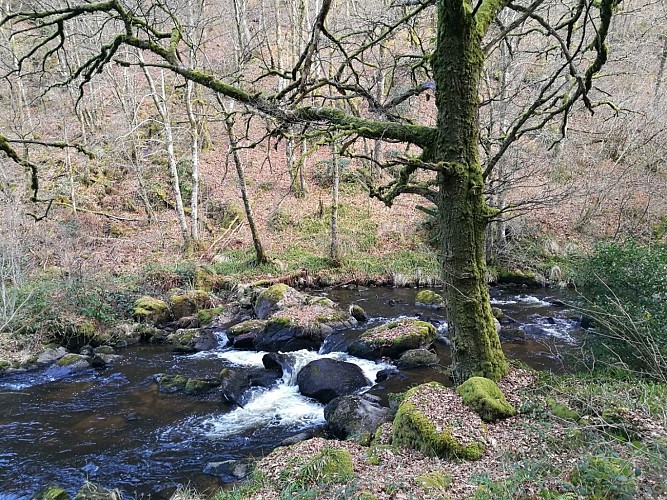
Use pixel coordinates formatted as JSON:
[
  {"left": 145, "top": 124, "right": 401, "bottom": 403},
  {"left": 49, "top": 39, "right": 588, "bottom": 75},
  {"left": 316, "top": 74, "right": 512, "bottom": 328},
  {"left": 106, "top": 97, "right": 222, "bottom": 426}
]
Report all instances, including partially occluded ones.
[
  {"left": 228, "top": 319, "right": 267, "bottom": 337},
  {"left": 55, "top": 353, "right": 91, "bottom": 372},
  {"left": 415, "top": 290, "right": 445, "bottom": 308},
  {"left": 397, "top": 348, "right": 439, "bottom": 369},
  {"left": 133, "top": 296, "right": 171, "bottom": 325},
  {"left": 349, "top": 304, "right": 368, "bottom": 322},
  {"left": 456, "top": 377, "right": 516, "bottom": 422},
  {"left": 155, "top": 373, "right": 189, "bottom": 393},
  {"left": 184, "top": 377, "right": 221, "bottom": 395},
  {"left": 254, "top": 284, "right": 294, "bottom": 319},
  {"left": 92, "top": 322, "right": 142, "bottom": 349},
  {"left": 34, "top": 484, "right": 71, "bottom": 500},
  {"left": 392, "top": 382, "right": 486, "bottom": 460},
  {"left": 197, "top": 306, "right": 225, "bottom": 325},
  {"left": 167, "top": 328, "right": 217, "bottom": 353},
  {"left": 253, "top": 304, "right": 353, "bottom": 352},
  {"left": 349, "top": 318, "right": 437, "bottom": 360},
  {"left": 155, "top": 373, "right": 226, "bottom": 396},
  {"left": 169, "top": 289, "right": 215, "bottom": 320}
]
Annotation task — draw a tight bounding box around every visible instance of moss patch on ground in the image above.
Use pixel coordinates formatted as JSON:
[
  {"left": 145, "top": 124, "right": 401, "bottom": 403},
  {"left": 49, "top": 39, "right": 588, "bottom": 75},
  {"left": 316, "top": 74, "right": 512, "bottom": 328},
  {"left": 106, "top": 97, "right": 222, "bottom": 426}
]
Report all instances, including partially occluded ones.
[{"left": 456, "top": 376, "right": 517, "bottom": 422}]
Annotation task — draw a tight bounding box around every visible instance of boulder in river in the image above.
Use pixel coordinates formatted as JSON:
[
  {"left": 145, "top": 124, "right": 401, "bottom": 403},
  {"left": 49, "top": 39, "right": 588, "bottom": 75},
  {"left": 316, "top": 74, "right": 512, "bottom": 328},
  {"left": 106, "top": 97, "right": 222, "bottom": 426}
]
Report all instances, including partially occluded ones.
[
  {"left": 36, "top": 345, "right": 69, "bottom": 365},
  {"left": 167, "top": 328, "right": 217, "bottom": 353},
  {"left": 297, "top": 358, "right": 370, "bottom": 404},
  {"left": 348, "top": 318, "right": 437, "bottom": 360},
  {"left": 243, "top": 284, "right": 356, "bottom": 352},
  {"left": 415, "top": 290, "right": 445, "bottom": 309},
  {"left": 55, "top": 353, "right": 91, "bottom": 372},
  {"left": 227, "top": 319, "right": 266, "bottom": 349},
  {"left": 396, "top": 348, "right": 439, "bottom": 369},
  {"left": 253, "top": 317, "right": 329, "bottom": 352},
  {"left": 324, "top": 394, "right": 392, "bottom": 442}
]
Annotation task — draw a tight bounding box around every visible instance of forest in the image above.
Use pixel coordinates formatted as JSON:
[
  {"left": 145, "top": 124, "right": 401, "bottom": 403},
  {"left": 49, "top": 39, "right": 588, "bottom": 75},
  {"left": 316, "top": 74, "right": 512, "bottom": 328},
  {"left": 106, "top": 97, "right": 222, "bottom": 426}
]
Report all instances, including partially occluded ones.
[{"left": 0, "top": 0, "right": 666, "bottom": 497}]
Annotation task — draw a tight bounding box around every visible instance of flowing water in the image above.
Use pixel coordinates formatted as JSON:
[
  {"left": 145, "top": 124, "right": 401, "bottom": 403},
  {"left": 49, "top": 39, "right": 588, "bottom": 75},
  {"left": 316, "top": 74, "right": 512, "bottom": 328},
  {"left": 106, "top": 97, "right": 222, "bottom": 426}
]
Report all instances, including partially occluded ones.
[{"left": 0, "top": 286, "right": 582, "bottom": 498}]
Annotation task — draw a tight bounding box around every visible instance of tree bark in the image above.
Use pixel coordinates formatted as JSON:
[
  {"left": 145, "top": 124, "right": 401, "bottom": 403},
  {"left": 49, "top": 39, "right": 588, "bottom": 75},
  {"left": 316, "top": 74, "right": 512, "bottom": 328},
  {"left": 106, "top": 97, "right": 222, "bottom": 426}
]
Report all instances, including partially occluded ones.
[
  {"left": 224, "top": 114, "right": 269, "bottom": 265},
  {"left": 432, "top": 0, "right": 508, "bottom": 383}
]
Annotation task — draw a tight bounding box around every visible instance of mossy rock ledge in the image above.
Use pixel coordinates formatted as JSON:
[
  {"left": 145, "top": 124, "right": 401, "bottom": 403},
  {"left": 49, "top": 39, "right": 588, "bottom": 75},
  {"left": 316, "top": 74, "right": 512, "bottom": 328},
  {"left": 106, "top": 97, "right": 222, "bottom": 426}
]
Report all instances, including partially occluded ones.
[
  {"left": 348, "top": 318, "right": 437, "bottom": 360},
  {"left": 248, "top": 284, "right": 356, "bottom": 352},
  {"left": 415, "top": 290, "right": 445, "bottom": 309},
  {"left": 456, "top": 377, "right": 516, "bottom": 423},
  {"left": 168, "top": 289, "right": 215, "bottom": 320},
  {"left": 392, "top": 382, "right": 486, "bottom": 460},
  {"left": 133, "top": 296, "right": 171, "bottom": 325}
]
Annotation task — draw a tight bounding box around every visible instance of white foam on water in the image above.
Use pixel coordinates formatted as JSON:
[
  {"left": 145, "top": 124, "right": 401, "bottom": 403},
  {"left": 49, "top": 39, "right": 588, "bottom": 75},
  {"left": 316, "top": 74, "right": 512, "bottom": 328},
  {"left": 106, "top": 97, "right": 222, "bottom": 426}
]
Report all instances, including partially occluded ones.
[
  {"left": 200, "top": 349, "right": 391, "bottom": 439},
  {"left": 201, "top": 385, "right": 325, "bottom": 438},
  {"left": 490, "top": 297, "right": 517, "bottom": 305},
  {"left": 209, "top": 349, "right": 266, "bottom": 367},
  {"left": 515, "top": 295, "right": 552, "bottom": 306}
]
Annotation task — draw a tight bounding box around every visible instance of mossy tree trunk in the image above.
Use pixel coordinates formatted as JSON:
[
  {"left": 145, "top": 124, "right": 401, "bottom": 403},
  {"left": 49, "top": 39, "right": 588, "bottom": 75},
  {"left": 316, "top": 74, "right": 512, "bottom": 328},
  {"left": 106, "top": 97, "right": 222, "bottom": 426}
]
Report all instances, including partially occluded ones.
[{"left": 430, "top": 0, "right": 508, "bottom": 383}]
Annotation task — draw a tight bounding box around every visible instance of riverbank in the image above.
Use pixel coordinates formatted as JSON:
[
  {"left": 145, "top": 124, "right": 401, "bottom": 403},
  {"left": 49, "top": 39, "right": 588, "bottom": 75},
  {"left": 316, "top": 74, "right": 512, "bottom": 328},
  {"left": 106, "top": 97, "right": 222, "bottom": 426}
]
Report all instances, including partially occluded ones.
[{"left": 176, "top": 367, "right": 667, "bottom": 500}]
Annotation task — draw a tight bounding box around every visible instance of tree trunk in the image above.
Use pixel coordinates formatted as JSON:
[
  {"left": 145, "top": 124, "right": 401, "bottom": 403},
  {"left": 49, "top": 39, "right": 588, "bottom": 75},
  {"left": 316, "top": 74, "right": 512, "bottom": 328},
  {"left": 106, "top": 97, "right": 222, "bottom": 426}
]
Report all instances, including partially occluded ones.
[
  {"left": 185, "top": 80, "right": 201, "bottom": 244},
  {"left": 141, "top": 63, "right": 191, "bottom": 248},
  {"left": 330, "top": 146, "right": 340, "bottom": 262},
  {"left": 224, "top": 115, "right": 269, "bottom": 265},
  {"left": 432, "top": 0, "right": 508, "bottom": 383}
]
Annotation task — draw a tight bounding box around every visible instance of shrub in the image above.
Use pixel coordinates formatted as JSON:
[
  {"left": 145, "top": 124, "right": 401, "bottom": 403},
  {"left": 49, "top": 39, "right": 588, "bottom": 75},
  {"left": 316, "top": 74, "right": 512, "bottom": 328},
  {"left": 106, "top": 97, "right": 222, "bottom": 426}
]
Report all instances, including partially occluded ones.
[
  {"left": 570, "top": 455, "right": 637, "bottom": 499},
  {"left": 572, "top": 241, "right": 667, "bottom": 381}
]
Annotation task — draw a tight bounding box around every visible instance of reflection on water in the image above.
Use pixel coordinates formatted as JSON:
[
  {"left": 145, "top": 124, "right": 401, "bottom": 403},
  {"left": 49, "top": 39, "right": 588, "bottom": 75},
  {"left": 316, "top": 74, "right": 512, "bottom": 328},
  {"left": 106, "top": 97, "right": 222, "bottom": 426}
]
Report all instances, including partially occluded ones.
[{"left": 0, "top": 286, "right": 582, "bottom": 498}]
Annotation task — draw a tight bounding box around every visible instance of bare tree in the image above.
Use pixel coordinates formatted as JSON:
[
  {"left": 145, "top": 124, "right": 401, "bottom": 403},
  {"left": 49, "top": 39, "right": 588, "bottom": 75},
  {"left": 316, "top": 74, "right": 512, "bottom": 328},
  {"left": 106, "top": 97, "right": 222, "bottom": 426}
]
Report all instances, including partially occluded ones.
[{"left": 1, "top": 0, "right": 622, "bottom": 381}]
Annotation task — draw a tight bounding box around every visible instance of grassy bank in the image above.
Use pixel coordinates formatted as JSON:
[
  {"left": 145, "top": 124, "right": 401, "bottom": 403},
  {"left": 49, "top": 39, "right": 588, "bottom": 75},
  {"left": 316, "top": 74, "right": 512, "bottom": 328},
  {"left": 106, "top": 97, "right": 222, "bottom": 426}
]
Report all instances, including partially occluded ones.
[{"left": 165, "top": 368, "right": 666, "bottom": 500}]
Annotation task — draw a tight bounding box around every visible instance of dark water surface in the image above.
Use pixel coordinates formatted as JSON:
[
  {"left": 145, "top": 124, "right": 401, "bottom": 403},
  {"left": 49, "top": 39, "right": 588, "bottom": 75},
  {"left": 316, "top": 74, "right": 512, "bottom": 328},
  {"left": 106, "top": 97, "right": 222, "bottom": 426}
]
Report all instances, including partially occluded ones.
[{"left": 0, "top": 286, "right": 582, "bottom": 499}]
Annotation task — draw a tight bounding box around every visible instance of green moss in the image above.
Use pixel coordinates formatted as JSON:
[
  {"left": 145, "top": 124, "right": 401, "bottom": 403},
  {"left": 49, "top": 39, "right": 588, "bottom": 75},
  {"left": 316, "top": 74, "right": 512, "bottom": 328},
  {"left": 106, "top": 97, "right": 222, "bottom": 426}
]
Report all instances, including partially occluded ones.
[
  {"left": 415, "top": 290, "right": 445, "bottom": 308},
  {"left": 34, "top": 484, "right": 71, "bottom": 500},
  {"left": 228, "top": 320, "right": 266, "bottom": 337},
  {"left": 547, "top": 398, "right": 580, "bottom": 421},
  {"left": 157, "top": 374, "right": 188, "bottom": 392},
  {"left": 194, "top": 265, "right": 223, "bottom": 292},
  {"left": 416, "top": 470, "right": 453, "bottom": 490},
  {"left": 169, "top": 289, "right": 212, "bottom": 319},
  {"left": 456, "top": 377, "right": 516, "bottom": 422},
  {"left": 184, "top": 378, "right": 220, "bottom": 394},
  {"left": 197, "top": 306, "right": 224, "bottom": 325},
  {"left": 392, "top": 383, "right": 485, "bottom": 460},
  {"left": 56, "top": 353, "right": 89, "bottom": 367},
  {"left": 133, "top": 296, "right": 171, "bottom": 325},
  {"left": 265, "top": 316, "right": 294, "bottom": 329},
  {"left": 293, "top": 448, "right": 355, "bottom": 486},
  {"left": 306, "top": 296, "right": 336, "bottom": 308},
  {"left": 254, "top": 283, "right": 292, "bottom": 319},
  {"left": 256, "top": 283, "right": 289, "bottom": 304}
]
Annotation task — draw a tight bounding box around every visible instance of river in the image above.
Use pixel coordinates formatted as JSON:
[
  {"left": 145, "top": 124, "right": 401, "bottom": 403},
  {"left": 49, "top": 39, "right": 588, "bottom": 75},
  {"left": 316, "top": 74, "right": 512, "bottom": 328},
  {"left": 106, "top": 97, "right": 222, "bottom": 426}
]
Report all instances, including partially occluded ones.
[{"left": 0, "top": 286, "right": 582, "bottom": 498}]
